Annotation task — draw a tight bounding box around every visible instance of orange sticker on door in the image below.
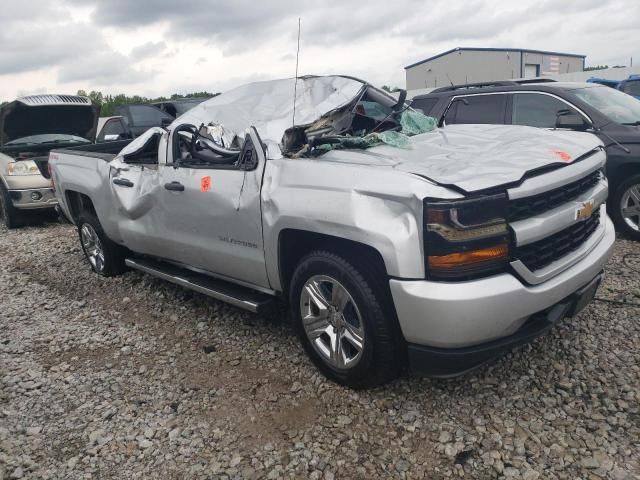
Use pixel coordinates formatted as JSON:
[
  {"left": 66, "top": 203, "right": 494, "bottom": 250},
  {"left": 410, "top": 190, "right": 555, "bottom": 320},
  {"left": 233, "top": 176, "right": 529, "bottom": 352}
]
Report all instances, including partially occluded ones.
[
  {"left": 549, "top": 150, "right": 572, "bottom": 162},
  {"left": 200, "top": 176, "right": 211, "bottom": 192}
]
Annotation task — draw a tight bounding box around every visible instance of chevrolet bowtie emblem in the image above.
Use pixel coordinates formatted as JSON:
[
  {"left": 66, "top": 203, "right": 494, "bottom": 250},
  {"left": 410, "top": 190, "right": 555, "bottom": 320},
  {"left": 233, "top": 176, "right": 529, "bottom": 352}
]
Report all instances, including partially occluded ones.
[{"left": 576, "top": 201, "right": 595, "bottom": 221}]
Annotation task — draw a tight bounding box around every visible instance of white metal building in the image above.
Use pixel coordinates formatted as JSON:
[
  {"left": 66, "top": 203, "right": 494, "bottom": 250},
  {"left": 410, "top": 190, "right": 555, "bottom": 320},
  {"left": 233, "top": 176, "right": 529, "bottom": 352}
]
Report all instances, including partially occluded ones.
[{"left": 405, "top": 47, "right": 586, "bottom": 90}]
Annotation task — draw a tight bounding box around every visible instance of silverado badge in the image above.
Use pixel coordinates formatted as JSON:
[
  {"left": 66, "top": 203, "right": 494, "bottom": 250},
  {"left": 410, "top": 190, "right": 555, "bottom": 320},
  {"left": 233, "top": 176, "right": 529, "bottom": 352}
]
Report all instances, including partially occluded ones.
[{"left": 576, "top": 200, "right": 595, "bottom": 221}]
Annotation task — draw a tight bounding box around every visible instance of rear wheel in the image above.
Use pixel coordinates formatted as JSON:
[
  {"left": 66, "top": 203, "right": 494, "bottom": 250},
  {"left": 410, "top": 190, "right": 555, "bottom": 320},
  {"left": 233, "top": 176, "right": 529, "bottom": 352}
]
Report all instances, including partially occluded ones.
[
  {"left": 0, "top": 182, "right": 21, "bottom": 229},
  {"left": 77, "top": 212, "right": 128, "bottom": 276},
  {"left": 290, "top": 251, "right": 402, "bottom": 388},
  {"left": 611, "top": 175, "right": 640, "bottom": 241}
]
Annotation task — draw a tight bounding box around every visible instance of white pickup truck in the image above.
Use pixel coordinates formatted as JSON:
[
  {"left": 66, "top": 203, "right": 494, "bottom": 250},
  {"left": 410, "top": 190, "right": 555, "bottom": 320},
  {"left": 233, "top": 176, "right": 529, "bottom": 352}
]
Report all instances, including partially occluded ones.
[{"left": 49, "top": 76, "right": 615, "bottom": 387}]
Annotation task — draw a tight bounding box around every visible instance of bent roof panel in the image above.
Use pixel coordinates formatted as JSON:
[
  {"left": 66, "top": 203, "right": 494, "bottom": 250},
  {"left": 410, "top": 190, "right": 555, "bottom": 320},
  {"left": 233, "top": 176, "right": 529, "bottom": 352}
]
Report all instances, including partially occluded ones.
[{"left": 173, "top": 76, "right": 366, "bottom": 157}]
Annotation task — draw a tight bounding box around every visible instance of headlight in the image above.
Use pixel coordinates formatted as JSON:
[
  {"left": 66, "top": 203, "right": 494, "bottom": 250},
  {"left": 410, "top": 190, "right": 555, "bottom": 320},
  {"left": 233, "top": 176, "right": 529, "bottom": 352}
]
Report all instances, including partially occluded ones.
[
  {"left": 8, "top": 160, "right": 40, "bottom": 176},
  {"left": 424, "top": 194, "right": 510, "bottom": 280}
]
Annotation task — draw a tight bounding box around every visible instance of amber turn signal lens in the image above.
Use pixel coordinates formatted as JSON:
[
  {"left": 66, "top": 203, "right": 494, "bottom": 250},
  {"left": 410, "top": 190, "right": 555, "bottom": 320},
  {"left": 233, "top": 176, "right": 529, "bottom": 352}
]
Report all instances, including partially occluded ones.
[{"left": 428, "top": 244, "right": 509, "bottom": 270}]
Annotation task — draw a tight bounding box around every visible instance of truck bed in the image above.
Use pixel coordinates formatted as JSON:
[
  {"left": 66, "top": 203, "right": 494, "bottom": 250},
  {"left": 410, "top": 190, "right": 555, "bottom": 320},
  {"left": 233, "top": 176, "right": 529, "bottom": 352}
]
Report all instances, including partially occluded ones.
[{"left": 51, "top": 139, "right": 131, "bottom": 162}]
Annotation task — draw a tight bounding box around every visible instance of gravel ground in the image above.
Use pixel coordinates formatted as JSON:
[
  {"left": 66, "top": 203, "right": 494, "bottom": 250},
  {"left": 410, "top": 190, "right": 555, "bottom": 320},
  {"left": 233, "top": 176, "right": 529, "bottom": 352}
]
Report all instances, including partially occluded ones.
[{"left": 1, "top": 220, "right": 639, "bottom": 480}]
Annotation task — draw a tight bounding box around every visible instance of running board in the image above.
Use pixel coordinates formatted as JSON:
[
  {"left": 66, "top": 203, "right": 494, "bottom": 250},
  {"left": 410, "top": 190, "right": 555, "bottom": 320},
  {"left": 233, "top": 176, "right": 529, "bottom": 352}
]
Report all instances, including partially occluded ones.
[{"left": 124, "top": 258, "right": 276, "bottom": 313}]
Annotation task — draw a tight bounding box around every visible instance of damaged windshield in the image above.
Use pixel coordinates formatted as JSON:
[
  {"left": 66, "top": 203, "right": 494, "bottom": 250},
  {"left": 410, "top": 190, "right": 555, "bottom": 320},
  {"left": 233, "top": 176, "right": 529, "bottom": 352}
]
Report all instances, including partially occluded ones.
[
  {"left": 170, "top": 76, "right": 436, "bottom": 160},
  {"left": 282, "top": 85, "right": 436, "bottom": 158}
]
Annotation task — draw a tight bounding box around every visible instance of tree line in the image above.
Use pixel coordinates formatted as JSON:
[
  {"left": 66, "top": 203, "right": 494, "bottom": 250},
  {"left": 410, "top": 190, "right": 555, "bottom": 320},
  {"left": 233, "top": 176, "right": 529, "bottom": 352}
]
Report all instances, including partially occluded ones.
[{"left": 76, "top": 90, "right": 220, "bottom": 116}]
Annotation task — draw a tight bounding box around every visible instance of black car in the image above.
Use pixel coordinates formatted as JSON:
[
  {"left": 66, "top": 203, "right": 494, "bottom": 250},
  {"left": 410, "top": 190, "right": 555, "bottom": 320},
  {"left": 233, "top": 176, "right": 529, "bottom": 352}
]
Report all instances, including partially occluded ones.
[
  {"left": 113, "top": 104, "right": 174, "bottom": 138},
  {"left": 412, "top": 80, "right": 640, "bottom": 240},
  {"left": 152, "top": 98, "right": 208, "bottom": 118}
]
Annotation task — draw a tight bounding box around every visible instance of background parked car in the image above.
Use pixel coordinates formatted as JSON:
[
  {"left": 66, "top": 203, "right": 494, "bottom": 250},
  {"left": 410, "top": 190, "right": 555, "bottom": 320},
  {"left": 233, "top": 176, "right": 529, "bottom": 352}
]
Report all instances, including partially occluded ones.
[
  {"left": 96, "top": 116, "right": 131, "bottom": 142},
  {"left": 587, "top": 77, "right": 622, "bottom": 89},
  {"left": 97, "top": 101, "right": 210, "bottom": 142},
  {"left": 412, "top": 80, "right": 640, "bottom": 240},
  {"left": 152, "top": 97, "right": 208, "bottom": 118},
  {"left": 618, "top": 75, "right": 640, "bottom": 100},
  {"left": 0, "top": 94, "right": 99, "bottom": 228},
  {"left": 587, "top": 75, "right": 640, "bottom": 100},
  {"left": 112, "top": 104, "right": 174, "bottom": 138}
]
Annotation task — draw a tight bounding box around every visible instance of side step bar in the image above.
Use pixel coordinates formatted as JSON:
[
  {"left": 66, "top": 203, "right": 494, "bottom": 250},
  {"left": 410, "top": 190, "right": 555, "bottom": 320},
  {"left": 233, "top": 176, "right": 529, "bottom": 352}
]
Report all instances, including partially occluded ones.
[{"left": 125, "top": 258, "right": 276, "bottom": 313}]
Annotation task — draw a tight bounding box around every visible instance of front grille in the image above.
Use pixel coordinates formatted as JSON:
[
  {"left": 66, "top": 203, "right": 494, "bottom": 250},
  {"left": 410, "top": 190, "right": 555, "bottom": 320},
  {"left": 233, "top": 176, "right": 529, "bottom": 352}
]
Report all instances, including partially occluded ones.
[
  {"left": 509, "top": 170, "right": 601, "bottom": 222},
  {"left": 514, "top": 210, "right": 601, "bottom": 272}
]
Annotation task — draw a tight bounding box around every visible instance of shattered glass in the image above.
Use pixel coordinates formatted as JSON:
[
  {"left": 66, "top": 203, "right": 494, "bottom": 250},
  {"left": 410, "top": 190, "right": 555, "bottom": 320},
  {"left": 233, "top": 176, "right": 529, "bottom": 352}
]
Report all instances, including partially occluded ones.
[
  {"left": 399, "top": 110, "right": 437, "bottom": 136},
  {"left": 311, "top": 110, "right": 436, "bottom": 155}
]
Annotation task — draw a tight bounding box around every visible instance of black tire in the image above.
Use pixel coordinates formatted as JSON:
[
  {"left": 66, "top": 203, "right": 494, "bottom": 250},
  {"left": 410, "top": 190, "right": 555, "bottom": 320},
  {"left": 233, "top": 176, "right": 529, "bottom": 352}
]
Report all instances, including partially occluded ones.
[
  {"left": 290, "top": 250, "right": 403, "bottom": 388},
  {"left": 77, "top": 211, "right": 128, "bottom": 276},
  {"left": 0, "top": 182, "right": 21, "bottom": 229},
  {"left": 610, "top": 174, "right": 640, "bottom": 241}
]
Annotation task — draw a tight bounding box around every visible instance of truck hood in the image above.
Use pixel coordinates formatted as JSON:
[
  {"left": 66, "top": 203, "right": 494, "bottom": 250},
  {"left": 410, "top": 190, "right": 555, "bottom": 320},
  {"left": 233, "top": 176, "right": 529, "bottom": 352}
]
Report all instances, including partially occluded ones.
[
  {"left": 0, "top": 95, "right": 99, "bottom": 146},
  {"left": 319, "top": 124, "right": 604, "bottom": 193}
]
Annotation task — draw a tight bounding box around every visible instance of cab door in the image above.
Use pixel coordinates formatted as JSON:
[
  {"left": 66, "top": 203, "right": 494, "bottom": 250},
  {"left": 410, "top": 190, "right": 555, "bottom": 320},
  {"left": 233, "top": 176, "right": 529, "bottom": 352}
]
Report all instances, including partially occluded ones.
[
  {"left": 108, "top": 128, "right": 166, "bottom": 257},
  {"left": 155, "top": 127, "right": 270, "bottom": 288}
]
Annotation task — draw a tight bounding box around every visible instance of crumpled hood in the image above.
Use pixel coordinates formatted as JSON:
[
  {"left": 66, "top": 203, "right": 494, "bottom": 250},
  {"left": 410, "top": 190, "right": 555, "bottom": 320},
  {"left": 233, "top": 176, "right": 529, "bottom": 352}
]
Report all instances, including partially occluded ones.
[
  {"left": 320, "top": 124, "right": 603, "bottom": 193},
  {"left": 0, "top": 95, "right": 99, "bottom": 146}
]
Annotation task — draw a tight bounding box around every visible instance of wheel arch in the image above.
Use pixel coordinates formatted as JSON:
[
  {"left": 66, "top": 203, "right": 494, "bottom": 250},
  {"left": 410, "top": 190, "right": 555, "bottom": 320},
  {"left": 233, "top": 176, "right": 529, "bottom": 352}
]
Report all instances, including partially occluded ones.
[
  {"left": 277, "top": 229, "right": 389, "bottom": 298},
  {"left": 65, "top": 190, "right": 97, "bottom": 223}
]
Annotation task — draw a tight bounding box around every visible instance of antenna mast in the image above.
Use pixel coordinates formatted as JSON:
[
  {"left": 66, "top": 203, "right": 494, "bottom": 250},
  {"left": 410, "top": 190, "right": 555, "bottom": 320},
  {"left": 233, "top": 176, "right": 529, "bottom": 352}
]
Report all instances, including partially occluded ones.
[{"left": 292, "top": 17, "right": 301, "bottom": 127}]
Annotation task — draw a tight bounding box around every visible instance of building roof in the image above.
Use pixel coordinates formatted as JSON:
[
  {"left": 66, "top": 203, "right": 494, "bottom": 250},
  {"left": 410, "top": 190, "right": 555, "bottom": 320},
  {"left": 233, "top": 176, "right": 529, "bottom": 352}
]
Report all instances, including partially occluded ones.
[{"left": 405, "top": 47, "right": 586, "bottom": 70}]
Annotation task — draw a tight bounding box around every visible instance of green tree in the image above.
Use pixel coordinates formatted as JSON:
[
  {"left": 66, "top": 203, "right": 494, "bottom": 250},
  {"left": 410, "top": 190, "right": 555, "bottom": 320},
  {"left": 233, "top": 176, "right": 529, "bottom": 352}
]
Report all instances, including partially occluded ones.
[{"left": 76, "top": 89, "right": 220, "bottom": 116}]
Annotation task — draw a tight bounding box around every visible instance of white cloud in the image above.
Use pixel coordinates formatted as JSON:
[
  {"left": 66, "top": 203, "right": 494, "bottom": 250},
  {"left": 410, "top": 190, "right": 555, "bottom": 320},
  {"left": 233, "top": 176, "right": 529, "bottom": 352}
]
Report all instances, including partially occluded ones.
[{"left": 0, "top": 0, "right": 638, "bottom": 101}]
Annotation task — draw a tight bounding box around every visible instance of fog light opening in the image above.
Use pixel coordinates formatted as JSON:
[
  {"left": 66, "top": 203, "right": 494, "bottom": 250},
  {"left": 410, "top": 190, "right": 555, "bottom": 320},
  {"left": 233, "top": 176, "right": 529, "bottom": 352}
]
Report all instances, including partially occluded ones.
[{"left": 30, "top": 191, "right": 42, "bottom": 201}]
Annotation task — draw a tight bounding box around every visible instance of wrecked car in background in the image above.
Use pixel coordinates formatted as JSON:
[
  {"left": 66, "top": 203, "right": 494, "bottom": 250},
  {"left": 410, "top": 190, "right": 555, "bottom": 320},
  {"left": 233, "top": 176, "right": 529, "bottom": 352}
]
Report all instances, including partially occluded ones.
[
  {"left": 0, "top": 94, "right": 99, "bottom": 228},
  {"left": 49, "top": 75, "right": 614, "bottom": 387}
]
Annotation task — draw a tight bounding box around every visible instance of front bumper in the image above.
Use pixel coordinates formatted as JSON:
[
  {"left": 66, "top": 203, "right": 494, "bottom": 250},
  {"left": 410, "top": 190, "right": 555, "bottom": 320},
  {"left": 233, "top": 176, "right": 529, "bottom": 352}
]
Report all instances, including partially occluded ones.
[
  {"left": 390, "top": 215, "right": 615, "bottom": 373},
  {"left": 9, "top": 187, "right": 57, "bottom": 210},
  {"left": 406, "top": 273, "right": 602, "bottom": 377}
]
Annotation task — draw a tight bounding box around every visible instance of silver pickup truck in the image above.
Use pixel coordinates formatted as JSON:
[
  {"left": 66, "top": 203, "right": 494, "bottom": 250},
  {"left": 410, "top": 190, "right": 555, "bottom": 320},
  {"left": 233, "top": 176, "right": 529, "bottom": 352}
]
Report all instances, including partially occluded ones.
[{"left": 49, "top": 75, "right": 615, "bottom": 387}]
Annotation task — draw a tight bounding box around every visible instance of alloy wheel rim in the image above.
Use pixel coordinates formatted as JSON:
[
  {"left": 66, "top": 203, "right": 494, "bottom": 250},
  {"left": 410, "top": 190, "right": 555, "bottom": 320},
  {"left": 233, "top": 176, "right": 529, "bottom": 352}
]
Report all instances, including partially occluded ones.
[
  {"left": 621, "top": 184, "right": 640, "bottom": 232},
  {"left": 80, "top": 224, "right": 105, "bottom": 272},
  {"left": 300, "top": 275, "right": 365, "bottom": 369}
]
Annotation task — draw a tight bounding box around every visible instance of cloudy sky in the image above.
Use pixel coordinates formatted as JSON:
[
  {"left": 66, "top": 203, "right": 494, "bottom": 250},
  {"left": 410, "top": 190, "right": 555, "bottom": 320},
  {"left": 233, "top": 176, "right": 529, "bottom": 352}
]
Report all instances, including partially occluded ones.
[{"left": 0, "top": 0, "right": 638, "bottom": 101}]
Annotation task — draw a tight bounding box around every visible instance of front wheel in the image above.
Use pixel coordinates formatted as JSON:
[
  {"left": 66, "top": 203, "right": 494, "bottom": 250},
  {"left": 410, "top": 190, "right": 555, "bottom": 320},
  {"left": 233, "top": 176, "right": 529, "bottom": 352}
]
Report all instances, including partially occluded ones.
[
  {"left": 611, "top": 175, "right": 640, "bottom": 241},
  {"left": 290, "top": 251, "right": 402, "bottom": 388},
  {"left": 77, "top": 212, "right": 128, "bottom": 276}
]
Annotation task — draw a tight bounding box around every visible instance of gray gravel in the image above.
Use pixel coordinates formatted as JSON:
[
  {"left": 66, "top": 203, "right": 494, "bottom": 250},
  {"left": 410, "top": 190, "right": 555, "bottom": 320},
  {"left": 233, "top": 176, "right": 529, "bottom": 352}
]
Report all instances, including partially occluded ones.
[{"left": 1, "top": 221, "right": 639, "bottom": 479}]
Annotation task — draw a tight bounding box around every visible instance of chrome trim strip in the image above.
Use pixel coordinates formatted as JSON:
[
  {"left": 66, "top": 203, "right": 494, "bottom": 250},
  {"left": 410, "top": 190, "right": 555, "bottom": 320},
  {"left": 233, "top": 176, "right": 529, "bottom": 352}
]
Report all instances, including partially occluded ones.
[
  {"left": 511, "top": 180, "right": 608, "bottom": 246},
  {"left": 125, "top": 258, "right": 263, "bottom": 312},
  {"left": 510, "top": 204, "right": 607, "bottom": 285},
  {"left": 507, "top": 150, "right": 605, "bottom": 200}
]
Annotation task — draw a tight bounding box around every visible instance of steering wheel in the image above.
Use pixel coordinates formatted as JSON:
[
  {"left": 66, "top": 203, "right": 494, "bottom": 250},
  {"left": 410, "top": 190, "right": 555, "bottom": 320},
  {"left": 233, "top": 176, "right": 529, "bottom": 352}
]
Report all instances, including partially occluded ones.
[{"left": 189, "top": 132, "right": 241, "bottom": 164}]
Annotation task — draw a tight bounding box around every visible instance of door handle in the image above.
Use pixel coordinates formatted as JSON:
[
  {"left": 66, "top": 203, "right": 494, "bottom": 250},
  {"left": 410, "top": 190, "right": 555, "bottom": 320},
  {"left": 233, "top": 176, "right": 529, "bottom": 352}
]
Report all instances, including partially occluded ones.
[
  {"left": 113, "top": 178, "right": 134, "bottom": 187},
  {"left": 164, "top": 181, "right": 185, "bottom": 192}
]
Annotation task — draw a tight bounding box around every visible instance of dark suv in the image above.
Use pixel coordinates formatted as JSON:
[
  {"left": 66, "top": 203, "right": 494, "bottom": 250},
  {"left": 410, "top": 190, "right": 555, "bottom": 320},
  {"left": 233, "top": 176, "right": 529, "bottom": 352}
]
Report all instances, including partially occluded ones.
[{"left": 412, "top": 80, "right": 640, "bottom": 240}]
